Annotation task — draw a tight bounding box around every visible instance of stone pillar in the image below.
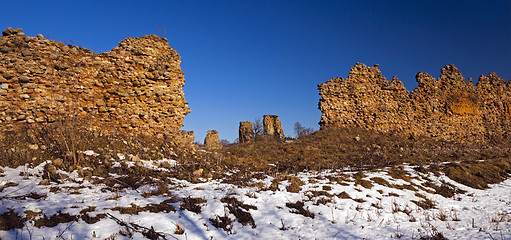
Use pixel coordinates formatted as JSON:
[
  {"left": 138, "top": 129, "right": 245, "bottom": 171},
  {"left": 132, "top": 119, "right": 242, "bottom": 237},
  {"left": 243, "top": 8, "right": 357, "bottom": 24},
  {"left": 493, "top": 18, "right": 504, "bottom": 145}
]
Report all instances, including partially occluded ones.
[
  {"left": 263, "top": 115, "right": 285, "bottom": 139},
  {"left": 204, "top": 130, "right": 222, "bottom": 149},
  {"left": 239, "top": 121, "right": 254, "bottom": 143}
]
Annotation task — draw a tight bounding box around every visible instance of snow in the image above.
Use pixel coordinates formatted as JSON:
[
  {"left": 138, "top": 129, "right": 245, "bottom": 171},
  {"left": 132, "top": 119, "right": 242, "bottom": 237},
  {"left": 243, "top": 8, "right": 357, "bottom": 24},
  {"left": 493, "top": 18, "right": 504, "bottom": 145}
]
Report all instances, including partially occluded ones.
[{"left": 0, "top": 159, "right": 510, "bottom": 240}]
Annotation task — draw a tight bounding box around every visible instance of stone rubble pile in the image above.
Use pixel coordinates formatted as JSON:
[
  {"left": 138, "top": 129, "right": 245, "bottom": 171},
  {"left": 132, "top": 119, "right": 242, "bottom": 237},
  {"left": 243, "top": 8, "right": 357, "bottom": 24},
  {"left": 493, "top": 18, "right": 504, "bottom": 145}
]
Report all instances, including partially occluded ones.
[{"left": 318, "top": 63, "right": 511, "bottom": 143}]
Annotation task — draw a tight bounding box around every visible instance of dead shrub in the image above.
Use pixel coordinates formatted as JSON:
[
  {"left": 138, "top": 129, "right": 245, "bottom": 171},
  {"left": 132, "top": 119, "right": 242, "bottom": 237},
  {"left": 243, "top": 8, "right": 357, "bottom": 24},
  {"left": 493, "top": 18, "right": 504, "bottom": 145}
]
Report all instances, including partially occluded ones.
[
  {"left": 79, "top": 206, "right": 106, "bottom": 224},
  {"left": 174, "top": 222, "right": 185, "bottom": 235},
  {"left": 180, "top": 197, "right": 206, "bottom": 214},
  {"left": 221, "top": 197, "right": 257, "bottom": 228},
  {"left": 412, "top": 198, "right": 436, "bottom": 210},
  {"left": 286, "top": 201, "right": 315, "bottom": 219},
  {"left": 210, "top": 215, "right": 233, "bottom": 234}
]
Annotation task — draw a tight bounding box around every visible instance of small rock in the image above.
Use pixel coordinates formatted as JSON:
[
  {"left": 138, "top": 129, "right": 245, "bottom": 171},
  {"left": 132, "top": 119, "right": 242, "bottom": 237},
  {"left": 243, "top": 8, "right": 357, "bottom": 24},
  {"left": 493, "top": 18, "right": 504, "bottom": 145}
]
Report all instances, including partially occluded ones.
[
  {"left": 354, "top": 136, "right": 361, "bottom": 142},
  {"left": 128, "top": 155, "right": 140, "bottom": 162},
  {"left": 39, "top": 179, "right": 50, "bottom": 185},
  {"left": 0, "top": 38, "right": 6, "bottom": 46},
  {"left": 0, "top": 168, "right": 4, "bottom": 174},
  {"left": 2, "top": 72, "right": 12, "bottom": 79},
  {"left": 65, "top": 151, "right": 74, "bottom": 158},
  {"left": 18, "top": 76, "right": 30, "bottom": 83},
  {"left": 36, "top": 34, "right": 44, "bottom": 39},
  {"left": 53, "top": 158, "right": 63, "bottom": 166},
  {"left": 21, "top": 49, "right": 33, "bottom": 57},
  {"left": 12, "top": 28, "right": 23, "bottom": 34},
  {"left": 20, "top": 94, "right": 30, "bottom": 99},
  {"left": 193, "top": 168, "right": 204, "bottom": 177},
  {"left": 47, "top": 164, "right": 57, "bottom": 175},
  {"left": 1, "top": 83, "right": 8, "bottom": 89},
  {"left": 28, "top": 144, "right": 39, "bottom": 150}
]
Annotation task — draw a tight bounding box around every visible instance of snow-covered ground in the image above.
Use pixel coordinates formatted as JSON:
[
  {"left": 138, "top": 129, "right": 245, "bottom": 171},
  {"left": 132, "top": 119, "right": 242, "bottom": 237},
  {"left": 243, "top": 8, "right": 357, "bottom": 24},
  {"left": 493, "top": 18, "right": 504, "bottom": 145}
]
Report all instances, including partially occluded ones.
[{"left": 0, "top": 158, "right": 510, "bottom": 240}]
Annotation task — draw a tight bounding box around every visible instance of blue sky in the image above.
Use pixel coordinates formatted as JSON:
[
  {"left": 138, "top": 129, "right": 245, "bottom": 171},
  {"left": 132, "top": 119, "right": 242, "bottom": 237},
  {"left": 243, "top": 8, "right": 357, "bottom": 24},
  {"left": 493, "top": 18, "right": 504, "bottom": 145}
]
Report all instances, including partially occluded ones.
[{"left": 1, "top": 0, "right": 510, "bottom": 142}]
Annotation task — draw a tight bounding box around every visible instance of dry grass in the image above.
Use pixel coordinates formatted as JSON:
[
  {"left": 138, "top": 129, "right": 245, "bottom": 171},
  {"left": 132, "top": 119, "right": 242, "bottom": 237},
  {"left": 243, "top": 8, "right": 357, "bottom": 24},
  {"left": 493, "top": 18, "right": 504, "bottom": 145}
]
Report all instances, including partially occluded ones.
[
  {"left": 1, "top": 121, "right": 510, "bottom": 191},
  {"left": 0, "top": 118, "right": 187, "bottom": 169},
  {"left": 0, "top": 209, "right": 24, "bottom": 230},
  {"left": 432, "top": 157, "right": 511, "bottom": 189},
  {"left": 33, "top": 211, "right": 78, "bottom": 228},
  {"left": 412, "top": 198, "right": 436, "bottom": 210},
  {"left": 219, "top": 127, "right": 511, "bottom": 179}
]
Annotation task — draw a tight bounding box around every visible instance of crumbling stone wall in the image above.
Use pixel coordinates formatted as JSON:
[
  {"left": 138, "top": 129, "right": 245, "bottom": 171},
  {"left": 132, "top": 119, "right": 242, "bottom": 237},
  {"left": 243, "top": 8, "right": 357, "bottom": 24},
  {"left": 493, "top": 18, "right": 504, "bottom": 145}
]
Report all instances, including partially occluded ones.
[
  {"left": 239, "top": 121, "right": 254, "bottom": 143},
  {"left": 318, "top": 63, "right": 511, "bottom": 143},
  {"left": 179, "top": 130, "right": 195, "bottom": 147},
  {"left": 0, "top": 27, "right": 190, "bottom": 136},
  {"left": 263, "top": 115, "right": 285, "bottom": 139},
  {"left": 204, "top": 130, "right": 222, "bottom": 149}
]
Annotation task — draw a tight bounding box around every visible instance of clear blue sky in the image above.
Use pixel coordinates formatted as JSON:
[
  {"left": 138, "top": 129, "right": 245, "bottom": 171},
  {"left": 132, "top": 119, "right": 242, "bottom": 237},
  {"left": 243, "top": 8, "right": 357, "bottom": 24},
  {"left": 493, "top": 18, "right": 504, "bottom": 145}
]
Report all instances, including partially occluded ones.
[{"left": 2, "top": 0, "right": 510, "bottom": 142}]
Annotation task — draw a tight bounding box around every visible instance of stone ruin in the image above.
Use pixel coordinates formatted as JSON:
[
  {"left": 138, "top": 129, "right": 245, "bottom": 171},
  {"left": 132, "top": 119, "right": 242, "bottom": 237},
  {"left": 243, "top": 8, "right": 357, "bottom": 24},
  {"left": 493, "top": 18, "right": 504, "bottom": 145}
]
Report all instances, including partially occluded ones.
[
  {"left": 0, "top": 27, "right": 190, "bottom": 139},
  {"left": 263, "top": 115, "right": 285, "bottom": 139},
  {"left": 204, "top": 130, "right": 222, "bottom": 149},
  {"left": 179, "top": 130, "right": 195, "bottom": 147},
  {"left": 238, "top": 115, "right": 285, "bottom": 142},
  {"left": 238, "top": 121, "right": 254, "bottom": 143},
  {"left": 318, "top": 63, "right": 511, "bottom": 143}
]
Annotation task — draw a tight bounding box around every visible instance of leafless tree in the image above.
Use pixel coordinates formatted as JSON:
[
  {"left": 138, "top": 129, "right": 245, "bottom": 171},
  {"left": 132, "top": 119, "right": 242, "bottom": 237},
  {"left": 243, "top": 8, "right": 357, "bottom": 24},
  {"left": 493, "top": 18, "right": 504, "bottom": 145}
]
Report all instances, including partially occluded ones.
[
  {"left": 294, "top": 122, "right": 313, "bottom": 138},
  {"left": 253, "top": 117, "right": 263, "bottom": 138},
  {"left": 220, "top": 139, "right": 231, "bottom": 146}
]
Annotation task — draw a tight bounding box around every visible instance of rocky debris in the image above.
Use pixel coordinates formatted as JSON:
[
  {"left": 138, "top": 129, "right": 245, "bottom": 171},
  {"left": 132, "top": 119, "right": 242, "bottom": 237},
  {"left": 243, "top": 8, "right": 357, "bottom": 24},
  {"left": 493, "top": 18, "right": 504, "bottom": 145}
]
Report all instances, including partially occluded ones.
[
  {"left": 0, "top": 27, "right": 190, "bottom": 138},
  {"left": 204, "top": 130, "right": 222, "bottom": 150},
  {"left": 193, "top": 168, "right": 204, "bottom": 177},
  {"left": 2, "top": 27, "right": 25, "bottom": 37},
  {"left": 263, "top": 115, "right": 285, "bottom": 139},
  {"left": 239, "top": 121, "right": 254, "bottom": 143},
  {"left": 28, "top": 144, "right": 39, "bottom": 150},
  {"left": 318, "top": 63, "right": 511, "bottom": 143}
]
